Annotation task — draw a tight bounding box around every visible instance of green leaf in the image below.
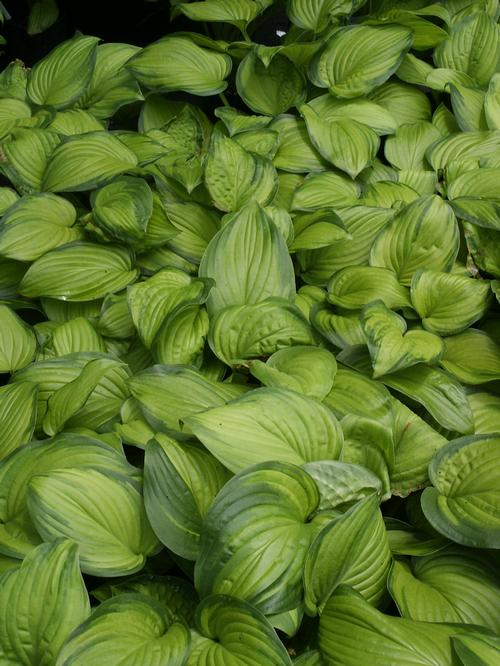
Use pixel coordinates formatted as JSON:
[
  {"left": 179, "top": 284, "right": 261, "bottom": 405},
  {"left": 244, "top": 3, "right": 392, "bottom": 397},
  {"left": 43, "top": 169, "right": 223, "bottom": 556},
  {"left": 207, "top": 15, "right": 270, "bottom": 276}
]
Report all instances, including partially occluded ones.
[
  {"left": 380, "top": 364, "right": 474, "bottom": 435},
  {"left": 128, "top": 364, "right": 248, "bottom": 434},
  {"left": 449, "top": 83, "right": 488, "bottom": 133},
  {"left": 310, "top": 24, "right": 412, "bottom": 98},
  {"left": 237, "top": 49, "right": 306, "bottom": 116},
  {"left": 291, "top": 208, "right": 348, "bottom": 251},
  {"left": 204, "top": 134, "right": 277, "bottom": 212},
  {"left": 468, "top": 392, "right": 500, "bottom": 435},
  {"left": 2, "top": 128, "right": 61, "bottom": 192},
  {"left": 485, "top": 73, "right": 500, "bottom": 130},
  {"left": 27, "top": 34, "right": 98, "bottom": 109},
  {"left": 328, "top": 266, "right": 410, "bottom": 310},
  {"left": 368, "top": 81, "right": 431, "bottom": 126},
  {"left": 177, "top": 0, "right": 261, "bottom": 31},
  {"left": 421, "top": 433, "right": 500, "bottom": 548},
  {"left": 270, "top": 115, "right": 327, "bottom": 173},
  {"left": 57, "top": 594, "right": 190, "bottom": 666},
  {"left": 153, "top": 302, "right": 209, "bottom": 367},
  {"left": 440, "top": 329, "right": 500, "bottom": 385},
  {"left": 20, "top": 242, "right": 138, "bottom": 301},
  {"left": 0, "top": 540, "right": 90, "bottom": 665},
  {"left": 195, "top": 461, "right": 319, "bottom": 613},
  {"left": 411, "top": 270, "right": 492, "bottom": 335},
  {"left": 306, "top": 93, "right": 398, "bottom": 136},
  {"left": 292, "top": 171, "right": 360, "bottom": 211},
  {"left": 385, "top": 121, "right": 441, "bottom": 170},
  {"left": 248, "top": 345, "right": 337, "bottom": 400},
  {"left": 318, "top": 586, "right": 475, "bottom": 666},
  {"left": 427, "top": 130, "right": 500, "bottom": 171},
  {"left": 388, "top": 547, "right": 500, "bottom": 631},
  {"left": 301, "top": 106, "right": 379, "bottom": 178},
  {"left": 370, "top": 195, "right": 460, "bottom": 285},
  {"left": 362, "top": 301, "right": 444, "bottom": 378},
  {"left": 187, "top": 595, "right": 292, "bottom": 665},
  {"left": 127, "top": 35, "right": 232, "bottom": 96},
  {"left": 48, "top": 109, "right": 104, "bottom": 135},
  {"left": 304, "top": 495, "right": 391, "bottom": 614},
  {"left": 453, "top": 633, "right": 500, "bottom": 666},
  {"left": 42, "top": 131, "right": 138, "bottom": 192},
  {"left": 144, "top": 434, "right": 230, "bottom": 560},
  {"left": 434, "top": 12, "right": 499, "bottom": 87},
  {"left": 287, "top": 0, "right": 352, "bottom": 33},
  {"left": 186, "top": 387, "right": 343, "bottom": 472},
  {"left": 0, "top": 304, "right": 36, "bottom": 372},
  {"left": 0, "top": 382, "right": 37, "bottom": 460},
  {"left": 199, "top": 202, "right": 294, "bottom": 315},
  {"left": 214, "top": 106, "right": 272, "bottom": 136},
  {"left": 28, "top": 468, "right": 159, "bottom": 576}
]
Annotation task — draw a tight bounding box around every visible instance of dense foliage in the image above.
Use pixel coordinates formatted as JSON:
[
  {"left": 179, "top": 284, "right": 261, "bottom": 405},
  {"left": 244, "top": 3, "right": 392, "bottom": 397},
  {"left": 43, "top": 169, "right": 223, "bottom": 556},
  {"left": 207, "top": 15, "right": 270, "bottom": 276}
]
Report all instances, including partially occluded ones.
[{"left": 0, "top": 0, "right": 499, "bottom": 664}]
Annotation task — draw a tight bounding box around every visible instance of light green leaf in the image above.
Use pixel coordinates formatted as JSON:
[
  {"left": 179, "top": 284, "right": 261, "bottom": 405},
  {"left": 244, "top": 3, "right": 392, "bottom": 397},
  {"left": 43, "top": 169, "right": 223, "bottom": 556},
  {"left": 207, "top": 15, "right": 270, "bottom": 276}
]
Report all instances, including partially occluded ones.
[
  {"left": 144, "top": 434, "right": 230, "bottom": 560},
  {"left": 187, "top": 595, "right": 292, "bottom": 665},
  {"left": 195, "top": 461, "right": 319, "bottom": 613},
  {"left": 0, "top": 540, "right": 89, "bottom": 665},
  {"left": 328, "top": 266, "right": 410, "bottom": 310},
  {"left": 186, "top": 387, "right": 343, "bottom": 472},
  {"left": 287, "top": 0, "right": 352, "bottom": 33},
  {"left": 312, "top": 305, "right": 366, "bottom": 349},
  {"left": 27, "top": 34, "right": 99, "bottom": 109},
  {"left": 20, "top": 242, "right": 138, "bottom": 301},
  {"left": 385, "top": 121, "right": 441, "bottom": 170},
  {"left": 411, "top": 270, "right": 492, "bottom": 335},
  {"left": 47, "top": 317, "right": 107, "bottom": 356},
  {"left": 421, "top": 433, "right": 500, "bottom": 548},
  {"left": 306, "top": 94, "right": 398, "bottom": 136},
  {"left": 453, "top": 633, "right": 500, "bottom": 666},
  {"left": 248, "top": 345, "right": 337, "bottom": 401},
  {"left": 214, "top": 106, "right": 272, "bottom": 136},
  {"left": 0, "top": 382, "right": 37, "bottom": 460},
  {"left": 434, "top": 12, "right": 499, "bottom": 87},
  {"left": 153, "top": 302, "right": 209, "bottom": 367},
  {"left": 208, "top": 299, "right": 315, "bottom": 366},
  {"left": 127, "top": 35, "right": 232, "bottom": 96},
  {"left": 368, "top": 81, "right": 432, "bottom": 126},
  {"left": 236, "top": 49, "right": 306, "bottom": 116},
  {"left": 362, "top": 301, "right": 444, "bottom": 378},
  {"left": 28, "top": 468, "right": 159, "bottom": 576},
  {"left": 42, "top": 131, "right": 138, "bottom": 192},
  {"left": 177, "top": 0, "right": 261, "bottom": 30},
  {"left": 292, "top": 171, "right": 360, "bottom": 211},
  {"left": 310, "top": 24, "right": 412, "bottom": 98},
  {"left": 234, "top": 128, "right": 280, "bottom": 158},
  {"left": 290, "top": 209, "right": 348, "bottom": 251},
  {"left": 199, "top": 202, "right": 294, "bottom": 315},
  {"left": 48, "top": 109, "right": 104, "bottom": 135},
  {"left": 440, "top": 329, "right": 500, "bottom": 384},
  {"left": 485, "top": 73, "right": 500, "bottom": 130},
  {"left": 449, "top": 83, "right": 488, "bottom": 132},
  {"left": 468, "top": 392, "right": 500, "bottom": 435},
  {"left": 388, "top": 548, "right": 500, "bottom": 631},
  {"left": 163, "top": 199, "right": 220, "bottom": 263},
  {"left": 204, "top": 134, "right": 277, "bottom": 212},
  {"left": 57, "top": 594, "right": 190, "bottom": 666},
  {"left": 0, "top": 305, "right": 36, "bottom": 372},
  {"left": 2, "top": 128, "right": 61, "bottom": 192},
  {"left": 370, "top": 195, "right": 460, "bottom": 285},
  {"left": 128, "top": 364, "right": 248, "bottom": 434},
  {"left": 426, "top": 130, "right": 500, "bottom": 171},
  {"left": 270, "top": 115, "right": 327, "bottom": 173},
  {"left": 301, "top": 106, "right": 379, "bottom": 178},
  {"left": 380, "top": 364, "right": 474, "bottom": 435},
  {"left": 304, "top": 495, "right": 391, "bottom": 614}
]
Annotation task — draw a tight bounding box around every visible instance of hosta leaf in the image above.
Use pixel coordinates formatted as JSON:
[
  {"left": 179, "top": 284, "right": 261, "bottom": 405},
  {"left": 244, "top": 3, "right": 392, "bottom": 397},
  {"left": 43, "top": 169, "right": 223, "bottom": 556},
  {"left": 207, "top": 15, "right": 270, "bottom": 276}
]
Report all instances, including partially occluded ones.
[
  {"left": 312, "top": 305, "right": 366, "bottom": 349},
  {"left": 369, "top": 195, "right": 460, "bottom": 285},
  {"left": 0, "top": 433, "right": 136, "bottom": 558},
  {"left": 48, "top": 109, "right": 104, "bottom": 135},
  {"left": 2, "top": 128, "right": 61, "bottom": 192},
  {"left": 453, "top": 634, "right": 500, "bottom": 666},
  {"left": 421, "top": 433, "right": 500, "bottom": 548},
  {"left": 463, "top": 223, "right": 500, "bottom": 279},
  {"left": 127, "top": 35, "right": 232, "bottom": 96},
  {"left": 28, "top": 468, "right": 159, "bottom": 576},
  {"left": 77, "top": 42, "right": 143, "bottom": 119},
  {"left": 199, "top": 202, "right": 294, "bottom": 315},
  {"left": 291, "top": 172, "right": 360, "bottom": 211},
  {"left": 449, "top": 83, "right": 488, "bottom": 133},
  {"left": 384, "top": 121, "right": 441, "bottom": 170},
  {"left": 440, "top": 329, "right": 500, "bottom": 385},
  {"left": 485, "top": 73, "right": 500, "bottom": 130},
  {"left": 0, "top": 382, "right": 37, "bottom": 460},
  {"left": 426, "top": 131, "right": 500, "bottom": 171},
  {"left": 306, "top": 94, "right": 398, "bottom": 136},
  {"left": 293, "top": 651, "right": 324, "bottom": 665},
  {"left": 177, "top": 0, "right": 261, "bottom": 30},
  {"left": 304, "top": 495, "right": 391, "bottom": 614},
  {"left": 434, "top": 12, "right": 499, "bottom": 87},
  {"left": 270, "top": 115, "right": 327, "bottom": 173},
  {"left": 368, "top": 81, "right": 431, "bottom": 126},
  {"left": 204, "top": 134, "right": 277, "bottom": 212},
  {"left": 57, "top": 594, "right": 190, "bottom": 666},
  {"left": 128, "top": 365, "right": 248, "bottom": 434},
  {"left": 362, "top": 301, "right": 444, "bottom": 378},
  {"left": 469, "top": 392, "right": 500, "bottom": 435},
  {"left": 208, "top": 299, "right": 315, "bottom": 367},
  {"left": 42, "top": 131, "right": 138, "bottom": 192},
  {"left": 91, "top": 176, "right": 153, "bottom": 243},
  {"left": 318, "top": 586, "right": 475, "bottom": 666},
  {"left": 248, "top": 346, "right": 337, "bottom": 401},
  {"left": 380, "top": 365, "right": 474, "bottom": 434},
  {"left": 287, "top": 0, "right": 352, "bottom": 33},
  {"left": 325, "top": 366, "right": 393, "bottom": 426},
  {"left": 144, "top": 434, "right": 230, "bottom": 560},
  {"left": 27, "top": 34, "right": 99, "bottom": 109},
  {"left": 388, "top": 547, "right": 500, "bottom": 631},
  {"left": 160, "top": 199, "right": 220, "bottom": 263},
  {"left": 186, "top": 387, "right": 343, "bottom": 472},
  {"left": 187, "top": 595, "right": 292, "bottom": 665},
  {"left": 310, "top": 24, "right": 412, "bottom": 98},
  {"left": 298, "top": 207, "right": 392, "bottom": 284},
  {"left": 0, "top": 304, "right": 36, "bottom": 372},
  {"left": 195, "top": 461, "right": 319, "bottom": 613},
  {"left": 20, "top": 242, "right": 138, "bottom": 301},
  {"left": 290, "top": 209, "right": 348, "bottom": 251},
  {"left": 301, "top": 106, "right": 379, "bottom": 178},
  {"left": 0, "top": 540, "right": 90, "bottom": 665},
  {"left": 237, "top": 50, "right": 306, "bottom": 116},
  {"left": 411, "top": 270, "right": 492, "bottom": 335},
  {"left": 327, "top": 266, "right": 410, "bottom": 310},
  {"left": 153, "top": 302, "right": 209, "bottom": 366},
  {"left": 46, "top": 317, "right": 107, "bottom": 356}
]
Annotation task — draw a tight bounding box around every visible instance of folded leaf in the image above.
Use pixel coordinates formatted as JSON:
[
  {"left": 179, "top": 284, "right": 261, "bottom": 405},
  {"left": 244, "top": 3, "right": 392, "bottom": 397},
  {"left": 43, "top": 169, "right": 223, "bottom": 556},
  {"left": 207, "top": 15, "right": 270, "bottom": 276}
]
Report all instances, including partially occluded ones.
[
  {"left": 440, "top": 329, "right": 500, "bottom": 385},
  {"left": 328, "top": 266, "right": 410, "bottom": 310},
  {"left": 271, "top": 115, "right": 327, "bottom": 173},
  {"left": 306, "top": 93, "right": 397, "bottom": 136}
]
